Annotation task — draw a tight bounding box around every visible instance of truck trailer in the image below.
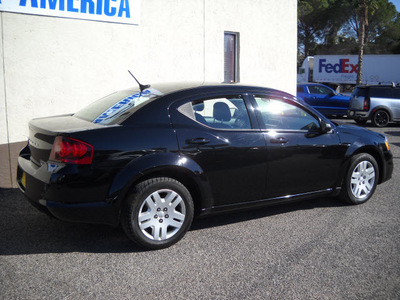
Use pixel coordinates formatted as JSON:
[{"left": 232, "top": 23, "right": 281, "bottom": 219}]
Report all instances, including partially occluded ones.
[{"left": 298, "top": 55, "right": 400, "bottom": 86}]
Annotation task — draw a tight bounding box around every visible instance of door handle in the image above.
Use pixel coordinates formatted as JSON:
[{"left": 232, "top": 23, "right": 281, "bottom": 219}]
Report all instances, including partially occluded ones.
[
  {"left": 186, "top": 138, "right": 210, "bottom": 145},
  {"left": 270, "top": 137, "right": 288, "bottom": 144}
]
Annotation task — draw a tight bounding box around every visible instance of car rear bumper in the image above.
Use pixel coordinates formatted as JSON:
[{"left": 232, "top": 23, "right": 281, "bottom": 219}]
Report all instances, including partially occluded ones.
[
  {"left": 347, "top": 109, "right": 370, "bottom": 120},
  {"left": 17, "top": 156, "right": 120, "bottom": 226}
]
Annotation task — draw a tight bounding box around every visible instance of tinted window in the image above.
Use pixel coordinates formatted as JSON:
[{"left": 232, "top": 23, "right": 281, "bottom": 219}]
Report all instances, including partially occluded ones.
[
  {"left": 353, "top": 87, "right": 366, "bottom": 97},
  {"left": 370, "top": 87, "right": 393, "bottom": 98},
  {"left": 392, "top": 88, "right": 400, "bottom": 99},
  {"left": 297, "top": 86, "right": 304, "bottom": 93},
  {"left": 179, "top": 97, "right": 252, "bottom": 130},
  {"left": 307, "top": 85, "right": 333, "bottom": 95},
  {"left": 255, "top": 97, "right": 319, "bottom": 131}
]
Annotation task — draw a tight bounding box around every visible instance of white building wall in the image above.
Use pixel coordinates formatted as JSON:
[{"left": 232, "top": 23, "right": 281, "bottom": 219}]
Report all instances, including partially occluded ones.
[
  {"left": 206, "top": 0, "right": 297, "bottom": 92},
  {"left": 0, "top": 0, "right": 297, "bottom": 187},
  {"left": 0, "top": 13, "right": 7, "bottom": 143}
]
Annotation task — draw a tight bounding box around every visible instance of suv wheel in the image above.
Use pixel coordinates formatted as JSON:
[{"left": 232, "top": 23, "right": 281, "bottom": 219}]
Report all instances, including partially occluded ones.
[{"left": 372, "top": 109, "right": 390, "bottom": 127}]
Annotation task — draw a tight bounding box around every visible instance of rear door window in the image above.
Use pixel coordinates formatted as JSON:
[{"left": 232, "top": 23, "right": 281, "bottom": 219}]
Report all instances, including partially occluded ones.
[
  {"left": 391, "top": 88, "right": 400, "bottom": 99},
  {"left": 178, "top": 96, "right": 252, "bottom": 130},
  {"left": 370, "top": 87, "right": 393, "bottom": 98}
]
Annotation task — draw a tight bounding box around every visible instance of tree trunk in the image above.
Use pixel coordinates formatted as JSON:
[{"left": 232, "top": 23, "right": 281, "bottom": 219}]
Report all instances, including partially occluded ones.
[{"left": 356, "top": 4, "right": 368, "bottom": 85}]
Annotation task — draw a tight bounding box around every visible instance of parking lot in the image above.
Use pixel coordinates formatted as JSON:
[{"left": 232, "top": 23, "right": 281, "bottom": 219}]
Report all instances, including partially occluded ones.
[{"left": 1, "top": 118, "right": 399, "bottom": 299}]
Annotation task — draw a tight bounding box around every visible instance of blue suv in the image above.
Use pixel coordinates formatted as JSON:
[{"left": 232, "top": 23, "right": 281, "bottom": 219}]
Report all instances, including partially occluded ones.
[{"left": 297, "top": 83, "right": 350, "bottom": 117}]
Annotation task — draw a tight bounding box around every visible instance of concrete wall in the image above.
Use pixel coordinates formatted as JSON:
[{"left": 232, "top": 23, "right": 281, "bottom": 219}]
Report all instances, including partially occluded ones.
[{"left": 0, "top": 0, "right": 297, "bottom": 187}]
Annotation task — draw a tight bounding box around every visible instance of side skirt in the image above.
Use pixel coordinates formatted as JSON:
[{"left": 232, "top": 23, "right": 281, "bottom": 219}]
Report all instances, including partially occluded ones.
[{"left": 199, "top": 188, "right": 341, "bottom": 217}]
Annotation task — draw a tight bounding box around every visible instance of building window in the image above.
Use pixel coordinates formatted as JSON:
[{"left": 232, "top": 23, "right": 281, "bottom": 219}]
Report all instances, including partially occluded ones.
[{"left": 224, "top": 32, "right": 240, "bottom": 83}]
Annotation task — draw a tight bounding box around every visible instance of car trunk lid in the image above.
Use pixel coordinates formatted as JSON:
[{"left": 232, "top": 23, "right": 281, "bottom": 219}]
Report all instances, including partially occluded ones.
[{"left": 28, "top": 114, "right": 104, "bottom": 166}]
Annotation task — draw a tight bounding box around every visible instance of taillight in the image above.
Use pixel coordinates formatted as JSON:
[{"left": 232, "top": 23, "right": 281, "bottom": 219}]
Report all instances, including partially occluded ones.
[
  {"left": 49, "top": 136, "right": 93, "bottom": 164},
  {"left": 363, "top": 97, "right": 370, "bottom": 111}
]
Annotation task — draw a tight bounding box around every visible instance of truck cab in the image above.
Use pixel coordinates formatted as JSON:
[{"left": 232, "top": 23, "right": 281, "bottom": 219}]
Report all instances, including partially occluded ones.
[{"left": 297, "top": 56, "right": 314, "bottom": 83}]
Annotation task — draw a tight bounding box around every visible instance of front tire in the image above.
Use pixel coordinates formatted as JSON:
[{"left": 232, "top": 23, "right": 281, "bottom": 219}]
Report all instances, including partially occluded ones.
[
  {"left": 372, "top": 110, "right": 390, "bottom": 127},
  {"left": 340, "top": 153, "right": 379, "bottom": 204},
  {"left": 121, "top": 177, "right": 194, "bottom": 250}
]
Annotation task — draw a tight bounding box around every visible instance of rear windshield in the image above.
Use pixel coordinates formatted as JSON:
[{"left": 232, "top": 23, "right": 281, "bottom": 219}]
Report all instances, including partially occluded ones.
[
  {"left": 74, "top": 88, "right": 163, "bottom": 125},
  {"left": 353, "top": 87, "right": 366, "bottom": 97}
]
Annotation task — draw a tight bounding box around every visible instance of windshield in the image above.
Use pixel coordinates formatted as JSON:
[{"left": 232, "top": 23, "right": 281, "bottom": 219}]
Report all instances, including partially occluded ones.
[
  {"left": 74, "top": 88, "right": 163, "bottom": 125},
  {"left": 353, "top": 88, "right": 366, "bottom": 97}
]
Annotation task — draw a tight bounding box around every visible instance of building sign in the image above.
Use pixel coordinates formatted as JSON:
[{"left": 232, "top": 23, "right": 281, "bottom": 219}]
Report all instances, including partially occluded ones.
[{"left": 0, "top": 0, "right": 140, "bottom": 25}]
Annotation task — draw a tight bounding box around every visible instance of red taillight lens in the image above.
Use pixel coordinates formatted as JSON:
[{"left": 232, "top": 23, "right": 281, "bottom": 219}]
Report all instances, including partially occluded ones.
[
  {"left": 363, "top": 98, "right": 370, "bottom": 111},
  {"left": 49, "top": 136, "right": 93, "bottom": 164}
]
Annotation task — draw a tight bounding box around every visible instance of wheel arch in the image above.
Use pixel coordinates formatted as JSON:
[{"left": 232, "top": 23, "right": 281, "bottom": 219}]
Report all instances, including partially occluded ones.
[
  {"left": 371, "top": 106, "right": 393, "bottom": 120},
  {"left": 135, "top": 166, "right": 210, "bottom": 217},
  {"left": 346, "top": 146, "right": 386, "bottom": 184},
  {"left": 106, "top": 153, "right": 212, "bottom": 222}
]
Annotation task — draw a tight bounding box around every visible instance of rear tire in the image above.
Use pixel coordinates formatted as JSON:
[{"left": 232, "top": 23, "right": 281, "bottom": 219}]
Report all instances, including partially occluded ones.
[
  {"left": 121, "top": 177, "right": 194, "bottom": 250},
  {"left": 339, "top": 153, "right": 378, "bottom": 205},
  {"left": 372, "top": 110, "right": 390, "bottom": 127}
]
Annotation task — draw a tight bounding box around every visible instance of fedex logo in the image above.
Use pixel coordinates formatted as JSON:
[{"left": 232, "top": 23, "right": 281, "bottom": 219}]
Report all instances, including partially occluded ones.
[{"left": 319, "top": 59, "right": 358, "bottom": 74}]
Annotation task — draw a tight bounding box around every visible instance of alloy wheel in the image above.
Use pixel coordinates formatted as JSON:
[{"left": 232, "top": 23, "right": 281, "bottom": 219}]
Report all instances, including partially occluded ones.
[
  {"left": 373, "top": 110, "right": 389, "bottom": 127},
  {"left": 138, "top": 189, "right": 186, "bottom": 241},
  {"left": 350, "top": 160, "right": 376, "bottom": 200}
]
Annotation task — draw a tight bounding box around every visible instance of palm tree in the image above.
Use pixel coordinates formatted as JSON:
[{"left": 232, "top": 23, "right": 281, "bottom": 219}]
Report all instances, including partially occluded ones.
[
  {"left": 355, "top": 0, "right": 378, "bottom": 85},
  {"left": 356, "top": 2, "right": 368, "bottom": 85}
]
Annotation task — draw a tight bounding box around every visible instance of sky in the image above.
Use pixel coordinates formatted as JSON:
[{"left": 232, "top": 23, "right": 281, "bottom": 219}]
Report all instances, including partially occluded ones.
[{"left": 391, "top": 0, "right": 400, "bottom": 12}]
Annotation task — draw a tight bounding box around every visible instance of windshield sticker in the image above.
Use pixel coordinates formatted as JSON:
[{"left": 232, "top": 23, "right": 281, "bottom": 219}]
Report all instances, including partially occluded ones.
[{"left": 94, "top": 88, "right": 163, "bottom": 124}]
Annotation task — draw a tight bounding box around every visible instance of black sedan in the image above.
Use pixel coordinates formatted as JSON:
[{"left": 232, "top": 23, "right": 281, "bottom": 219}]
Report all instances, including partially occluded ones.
[{"left": 17, "top": 82, "right": 393, "bottom": 249}]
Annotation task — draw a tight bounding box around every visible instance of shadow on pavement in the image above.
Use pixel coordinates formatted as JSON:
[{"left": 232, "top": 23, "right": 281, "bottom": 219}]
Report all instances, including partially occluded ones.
[
  {"left": 0, "top": 189, "right": 142, "bottom": 255},
  {"left": 0, "top": 188, "right": 347, "bottom": 256},
  {"left": 385, "top": 131, "right": 400, "bottom": 137}
]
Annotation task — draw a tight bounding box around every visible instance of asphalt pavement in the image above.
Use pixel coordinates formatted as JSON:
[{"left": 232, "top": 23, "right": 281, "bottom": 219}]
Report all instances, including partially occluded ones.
[{"left": 1, "top": 118, "right": 399, "bottom": 299}]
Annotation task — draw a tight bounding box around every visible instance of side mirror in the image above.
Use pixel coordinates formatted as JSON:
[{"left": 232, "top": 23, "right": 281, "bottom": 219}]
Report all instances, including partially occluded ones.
[{"left": 320, "top": 120, "right": 332, "bottom": 133}]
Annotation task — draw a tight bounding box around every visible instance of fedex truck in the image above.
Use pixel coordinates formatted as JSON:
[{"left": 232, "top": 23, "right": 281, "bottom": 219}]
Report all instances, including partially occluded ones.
[{"left": 298, "top": 55, "right": 400, "bottom": 86}]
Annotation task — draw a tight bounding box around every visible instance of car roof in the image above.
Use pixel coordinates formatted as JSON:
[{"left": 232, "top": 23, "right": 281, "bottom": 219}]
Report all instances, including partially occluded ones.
[
  {"left": 118, "top": 82, "right": 302, "bottom": 126},
  {"left": 121, "top": 82, "right": 296, "bottom": 99}
]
